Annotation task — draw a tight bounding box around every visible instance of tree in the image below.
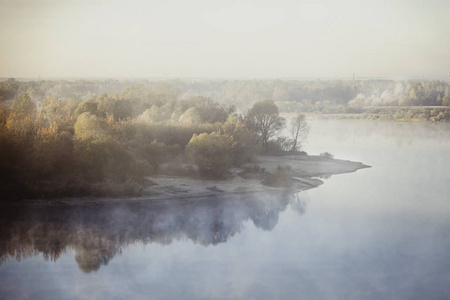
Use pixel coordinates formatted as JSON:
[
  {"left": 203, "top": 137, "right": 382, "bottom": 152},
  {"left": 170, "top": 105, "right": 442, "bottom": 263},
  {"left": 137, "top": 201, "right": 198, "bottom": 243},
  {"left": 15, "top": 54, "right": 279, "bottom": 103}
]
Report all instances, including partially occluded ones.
[
  {"left": 186, "top": 132, "right": 234, "bottom": 178},
  {"left": 138, "top": 104, "right": 173, "bottom": 124},
  {"left": 12, "top": 93, "right": 36, "bottom": 115},
  {"left": 74, "top": 98, "right": 98, "bottom": 117},
  {"left": 38, "top": 98, "right": 63, "bottom": 123},
  {"left": 178, "top": 107, "right": 202, "bottom": 125},
  {"left": 33, "top": 125, "right": 74, "bottom": 177},
  {"left": 74, "top": 112, "right": 109, "bottom": 142},
  {"left": 0, "top": 78, "right": 19, "bottom": 102},
  {"left": 0, "top": 105, "right": 9, "bottom": 126},
  {"left": 348, "top": 93, "right": 366, "bottom": 110},
  {"left": 245, "top": 99, "right": 284, "bottom": 152},
  {"left": 222, "top": 115, "right": 260, "bottom": 165},
  {"left": 443, "top": 87, "right": 450, "bottom": 106},
  {"left": 97, "top": 94, "right": 133, "bottom": 121},
  {"left": 290, "top": 113, "right": 309, "bottom": 152}
]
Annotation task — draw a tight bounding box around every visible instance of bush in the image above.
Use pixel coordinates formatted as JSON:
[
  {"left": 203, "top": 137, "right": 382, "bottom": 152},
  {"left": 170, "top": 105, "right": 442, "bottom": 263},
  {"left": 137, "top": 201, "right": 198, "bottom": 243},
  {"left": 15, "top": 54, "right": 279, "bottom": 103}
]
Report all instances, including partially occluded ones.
[
  {"left": 320, "top": 152, "right": 334, "bottom": 159},
  {"left": 221, "top": 115, "right": 260, "bottom": 165},
  {"left": 186, "top": 132, "right": 234, "bottom": 178}
]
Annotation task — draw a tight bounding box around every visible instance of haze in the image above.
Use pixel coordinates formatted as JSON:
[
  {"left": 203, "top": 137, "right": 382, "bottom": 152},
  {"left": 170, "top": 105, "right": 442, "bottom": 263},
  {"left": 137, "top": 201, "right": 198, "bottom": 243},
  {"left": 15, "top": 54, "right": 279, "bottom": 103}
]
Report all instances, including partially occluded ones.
[{"left": 1, "top": 0, "right": 449, "bottom": 79}]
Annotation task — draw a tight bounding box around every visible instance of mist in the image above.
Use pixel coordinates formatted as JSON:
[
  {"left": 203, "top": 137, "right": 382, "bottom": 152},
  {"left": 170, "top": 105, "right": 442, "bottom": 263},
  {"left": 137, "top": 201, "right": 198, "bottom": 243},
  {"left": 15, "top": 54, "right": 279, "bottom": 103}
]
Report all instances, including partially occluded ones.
[
  {"left": 0, "top": 192, "right": 306, "bottom": 272},
  {"left": 1, "top": 118, "right": 450, "bottom": 299},
  {"left": 1, "top": 0, "right": 450, "bottom": 299},
  {"left": 1, "top": 0, "right": 450, "bottom": 79}
]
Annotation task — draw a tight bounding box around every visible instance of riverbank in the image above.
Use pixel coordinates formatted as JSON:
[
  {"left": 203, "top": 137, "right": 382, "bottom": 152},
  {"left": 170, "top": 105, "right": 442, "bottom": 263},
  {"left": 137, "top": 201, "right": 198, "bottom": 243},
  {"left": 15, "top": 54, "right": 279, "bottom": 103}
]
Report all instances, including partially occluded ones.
[
  {"left": 300, "top": 106, "right": 450, "bottom": 122},
  {"left": 145, "top": 154, "right": 369, "bottom": 197},
  {"left": 16, "top": 154, "right": 369, "bottom": 206}
]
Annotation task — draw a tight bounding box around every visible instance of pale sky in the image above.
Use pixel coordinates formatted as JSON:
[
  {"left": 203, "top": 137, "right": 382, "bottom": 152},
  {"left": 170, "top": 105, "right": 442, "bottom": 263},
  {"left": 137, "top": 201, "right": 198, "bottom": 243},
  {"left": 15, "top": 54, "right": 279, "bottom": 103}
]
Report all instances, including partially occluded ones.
[{"left": 1, "top": 0, "right": 449, "bottom": 79}]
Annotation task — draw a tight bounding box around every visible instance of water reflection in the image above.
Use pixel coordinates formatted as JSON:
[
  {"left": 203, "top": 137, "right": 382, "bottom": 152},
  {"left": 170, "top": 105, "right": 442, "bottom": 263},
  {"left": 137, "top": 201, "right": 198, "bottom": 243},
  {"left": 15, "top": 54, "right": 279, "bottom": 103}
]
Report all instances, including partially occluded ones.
[{"left": 0, "top": 192, "right": 308, "bottom": 273}]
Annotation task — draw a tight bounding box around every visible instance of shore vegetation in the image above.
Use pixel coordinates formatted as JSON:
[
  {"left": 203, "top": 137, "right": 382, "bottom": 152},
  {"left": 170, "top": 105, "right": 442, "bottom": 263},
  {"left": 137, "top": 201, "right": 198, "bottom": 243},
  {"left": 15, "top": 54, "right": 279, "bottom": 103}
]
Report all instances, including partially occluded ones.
[{"left": 0, "top": 81, "right": 310, "bottom": 200}]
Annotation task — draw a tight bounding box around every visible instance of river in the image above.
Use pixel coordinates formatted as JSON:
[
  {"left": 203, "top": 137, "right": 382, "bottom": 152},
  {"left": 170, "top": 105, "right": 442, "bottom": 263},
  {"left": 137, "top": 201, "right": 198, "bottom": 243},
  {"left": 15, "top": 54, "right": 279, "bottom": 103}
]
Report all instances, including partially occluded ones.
[{"left": 1, "top": 119, "right": 449, "bottom": 300}]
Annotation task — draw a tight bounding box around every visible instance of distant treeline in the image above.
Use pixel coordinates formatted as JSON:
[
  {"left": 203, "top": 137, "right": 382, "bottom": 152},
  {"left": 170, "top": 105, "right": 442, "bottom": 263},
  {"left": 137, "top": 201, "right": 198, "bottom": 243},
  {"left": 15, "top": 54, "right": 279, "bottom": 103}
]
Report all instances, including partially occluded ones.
[
  {"left": 1, "top": 80, "right": 310, "bottom": 200},
  {"left": 178, "top": 79, "right": 450, "bottom": 121},
  {"left": 2, "top": 78, "right": 450, "bottom": 120}
]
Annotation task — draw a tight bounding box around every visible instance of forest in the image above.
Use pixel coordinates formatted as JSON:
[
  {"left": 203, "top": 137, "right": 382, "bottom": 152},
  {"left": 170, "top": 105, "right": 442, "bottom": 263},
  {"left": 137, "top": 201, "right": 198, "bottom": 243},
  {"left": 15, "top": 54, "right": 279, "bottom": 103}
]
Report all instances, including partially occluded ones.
[
  {"left": 0, "top": 80, "right": 309, "bottom": 200},
  {"left": 2, "top": 77, "right": 450, "bottom": 118},
  {"left": 1, "top": 77, "right": 449, "bottom": 200}
]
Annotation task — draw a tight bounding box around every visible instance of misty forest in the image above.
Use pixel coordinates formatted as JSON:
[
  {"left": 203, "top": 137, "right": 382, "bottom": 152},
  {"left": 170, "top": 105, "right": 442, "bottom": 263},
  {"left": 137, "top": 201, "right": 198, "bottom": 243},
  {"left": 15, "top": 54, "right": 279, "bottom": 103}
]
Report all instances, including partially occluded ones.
[
  {"left": 1, "top": 78, "right": 449, "bottom": 200},
  {"left": 2, "top": 0, "right": 450, "bottom": 298},
  {"left": 0, "top": 79, "right": 305, "bottom": 200}
]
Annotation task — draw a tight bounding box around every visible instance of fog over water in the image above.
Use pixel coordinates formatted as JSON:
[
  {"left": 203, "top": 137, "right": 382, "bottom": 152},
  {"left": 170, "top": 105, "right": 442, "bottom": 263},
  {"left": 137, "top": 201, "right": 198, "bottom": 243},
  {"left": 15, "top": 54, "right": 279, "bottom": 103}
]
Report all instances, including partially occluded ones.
[{"left": 1, "top": 119, "right": 450, "bottom": 300}]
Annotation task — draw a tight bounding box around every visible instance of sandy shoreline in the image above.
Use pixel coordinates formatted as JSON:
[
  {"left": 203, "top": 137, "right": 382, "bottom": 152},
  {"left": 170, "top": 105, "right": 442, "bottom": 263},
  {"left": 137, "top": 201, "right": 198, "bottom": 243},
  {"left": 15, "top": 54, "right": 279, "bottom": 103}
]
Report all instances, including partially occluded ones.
[
  {"left": 145, "top": 154, "right": 369, "bottom": 197},
  {"left": 14, "top": 154, "right": 369, "bottom": 207}
]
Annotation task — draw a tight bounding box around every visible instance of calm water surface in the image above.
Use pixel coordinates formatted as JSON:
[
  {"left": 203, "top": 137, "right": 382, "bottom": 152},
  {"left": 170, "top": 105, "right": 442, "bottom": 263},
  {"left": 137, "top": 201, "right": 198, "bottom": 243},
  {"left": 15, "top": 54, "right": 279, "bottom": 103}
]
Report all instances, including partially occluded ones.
[{"left": 1, "top": 120, "right": 450, "bottom": 300}]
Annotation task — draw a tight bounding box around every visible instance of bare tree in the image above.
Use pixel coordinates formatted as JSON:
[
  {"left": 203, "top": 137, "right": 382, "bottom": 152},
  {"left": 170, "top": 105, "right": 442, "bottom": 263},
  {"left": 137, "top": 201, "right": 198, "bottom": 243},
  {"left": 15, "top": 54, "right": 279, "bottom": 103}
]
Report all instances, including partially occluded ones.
[{"left": 290, "top": 113, "right": 308, "bottom": 152}]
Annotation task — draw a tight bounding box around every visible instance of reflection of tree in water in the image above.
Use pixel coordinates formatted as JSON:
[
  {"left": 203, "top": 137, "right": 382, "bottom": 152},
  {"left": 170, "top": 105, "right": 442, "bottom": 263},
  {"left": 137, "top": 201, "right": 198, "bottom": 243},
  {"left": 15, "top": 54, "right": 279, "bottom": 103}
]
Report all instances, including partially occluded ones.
[
  {"left": 289, "top": 193, "right": 310, "bottom": 215},
  {"left": 250, "top": 192, "right": 291, "bottom": 231},
  {"left": 75, "top": 247, "right": 118, "bottom": 273},
  {"left": 0, "top": 192, "right": 307, "bottom": 273}
]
